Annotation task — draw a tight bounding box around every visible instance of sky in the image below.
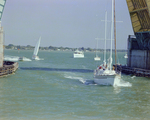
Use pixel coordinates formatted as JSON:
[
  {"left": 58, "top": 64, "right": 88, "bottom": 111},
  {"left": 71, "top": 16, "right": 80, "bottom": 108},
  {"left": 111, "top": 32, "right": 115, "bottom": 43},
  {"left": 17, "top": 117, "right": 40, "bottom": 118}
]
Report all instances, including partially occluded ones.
[{"left": 1, "top": 0, "right": 134, "bottom": 50}]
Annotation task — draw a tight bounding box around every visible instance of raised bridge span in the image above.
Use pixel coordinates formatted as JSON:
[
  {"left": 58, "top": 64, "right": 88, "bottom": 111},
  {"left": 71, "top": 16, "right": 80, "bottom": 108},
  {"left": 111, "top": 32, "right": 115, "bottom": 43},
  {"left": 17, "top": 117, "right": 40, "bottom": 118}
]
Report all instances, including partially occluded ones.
[
  {"left": 126, "top": 0, "right": 150, "bottom": 69},
  {"left": 126, "top": 0, "right": 150, "bottom": 50}
]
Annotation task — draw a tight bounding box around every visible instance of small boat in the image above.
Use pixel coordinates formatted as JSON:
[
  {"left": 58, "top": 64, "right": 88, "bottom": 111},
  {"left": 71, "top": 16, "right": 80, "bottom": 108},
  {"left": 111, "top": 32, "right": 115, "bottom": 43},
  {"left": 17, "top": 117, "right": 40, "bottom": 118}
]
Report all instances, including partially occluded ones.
[
  {"left": 73, "top": 49, "right": 84, "bottom": 58},
  {"left": 94, "top": 55, "right": 101, "bottom": 61},
  {"left": 124, "top": 53, "right": 128, "bottom": 58},
  {"left": 18, "top": 57, "right": 25, "bottom": 61},
  {"left": 32, "top": 37, "right": 41, "bottom": 60}
]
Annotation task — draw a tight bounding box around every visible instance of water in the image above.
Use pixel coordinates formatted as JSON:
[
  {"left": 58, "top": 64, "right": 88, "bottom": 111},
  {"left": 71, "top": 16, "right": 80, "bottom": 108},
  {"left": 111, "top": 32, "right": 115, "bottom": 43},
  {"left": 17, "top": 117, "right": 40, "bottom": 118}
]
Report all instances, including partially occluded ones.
[{"left": 1, "top": 49, "right": 150, "bottom": 119}]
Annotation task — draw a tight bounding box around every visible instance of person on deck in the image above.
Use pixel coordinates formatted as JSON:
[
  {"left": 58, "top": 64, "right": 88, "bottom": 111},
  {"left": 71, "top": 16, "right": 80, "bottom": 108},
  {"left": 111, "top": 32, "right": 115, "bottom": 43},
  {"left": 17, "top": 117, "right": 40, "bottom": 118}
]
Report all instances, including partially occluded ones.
[{"left": 99, "top": 66, "right": 102, "bottom": 69}]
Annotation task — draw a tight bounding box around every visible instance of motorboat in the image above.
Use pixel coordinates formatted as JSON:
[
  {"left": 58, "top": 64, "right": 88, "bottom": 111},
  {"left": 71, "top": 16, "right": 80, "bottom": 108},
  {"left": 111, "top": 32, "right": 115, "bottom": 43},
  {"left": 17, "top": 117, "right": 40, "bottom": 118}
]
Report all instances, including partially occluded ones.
[{"left": 73, "top": 49, "right": 84, "bottom": 58}]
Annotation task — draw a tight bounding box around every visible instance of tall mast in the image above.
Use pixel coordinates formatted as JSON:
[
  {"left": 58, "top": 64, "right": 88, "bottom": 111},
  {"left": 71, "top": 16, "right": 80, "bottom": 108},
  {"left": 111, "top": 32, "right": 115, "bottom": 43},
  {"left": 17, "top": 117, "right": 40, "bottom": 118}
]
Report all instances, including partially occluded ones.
[
  {"left": 114, "top": 0, "right": 117, "bottom": 67},
  {"left": 96, "top": 39, "right": 98, "bottom": 57},
  {"left": 110, "top": 0, "right": 114, "bottom": 70},
  {"left": 104, "top": 11, "right": 107, "bottom": 66}
]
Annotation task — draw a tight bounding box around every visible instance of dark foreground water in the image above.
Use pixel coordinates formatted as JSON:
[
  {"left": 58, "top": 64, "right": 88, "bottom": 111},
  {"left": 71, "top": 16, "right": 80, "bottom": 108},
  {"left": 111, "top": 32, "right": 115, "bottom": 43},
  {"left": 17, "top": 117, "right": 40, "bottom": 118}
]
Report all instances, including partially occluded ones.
[{"left": 1, "top": 50, "right": 150, "bottom": 119}]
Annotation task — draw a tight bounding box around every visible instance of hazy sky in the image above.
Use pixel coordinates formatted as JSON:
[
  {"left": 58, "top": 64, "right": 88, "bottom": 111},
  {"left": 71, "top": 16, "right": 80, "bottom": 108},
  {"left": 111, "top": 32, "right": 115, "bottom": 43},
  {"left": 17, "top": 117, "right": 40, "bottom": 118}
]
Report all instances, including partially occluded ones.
[{"left": 1, "top": 0, "right": 134, "bottom": 49}]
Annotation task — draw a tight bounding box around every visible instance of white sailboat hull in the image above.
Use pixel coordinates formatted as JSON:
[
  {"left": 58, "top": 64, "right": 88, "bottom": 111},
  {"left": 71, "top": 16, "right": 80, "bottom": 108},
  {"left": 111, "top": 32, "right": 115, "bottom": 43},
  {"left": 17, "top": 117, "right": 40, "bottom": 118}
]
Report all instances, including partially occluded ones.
[
  {"left": 32, "top": 55, "right": 40, "bottom": 60},
  {"left": 94, "top": 75, "right": 115, "bottom": 85}
]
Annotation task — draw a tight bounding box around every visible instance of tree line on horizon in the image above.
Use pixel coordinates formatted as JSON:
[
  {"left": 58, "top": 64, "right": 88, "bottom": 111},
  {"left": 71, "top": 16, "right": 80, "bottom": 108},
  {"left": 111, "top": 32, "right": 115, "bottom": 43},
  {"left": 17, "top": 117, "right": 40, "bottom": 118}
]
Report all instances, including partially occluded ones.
[{"left": 4, "top": 44, "right": 127, "bottom": 52}]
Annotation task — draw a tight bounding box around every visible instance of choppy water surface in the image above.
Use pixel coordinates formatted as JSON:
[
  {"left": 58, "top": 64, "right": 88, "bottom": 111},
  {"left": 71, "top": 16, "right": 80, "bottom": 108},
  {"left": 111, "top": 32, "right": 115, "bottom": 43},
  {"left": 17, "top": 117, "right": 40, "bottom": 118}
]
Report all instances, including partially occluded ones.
[{"left": 1, "top": 50, "right": 150, "bottom": 119}]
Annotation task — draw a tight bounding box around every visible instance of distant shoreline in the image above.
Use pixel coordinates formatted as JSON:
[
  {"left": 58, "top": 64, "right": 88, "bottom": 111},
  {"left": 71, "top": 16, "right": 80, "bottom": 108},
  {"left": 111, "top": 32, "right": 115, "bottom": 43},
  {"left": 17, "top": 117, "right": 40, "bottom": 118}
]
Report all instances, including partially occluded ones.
[{"left": 4, "top": 44, "right": 127, "bottom": 52}]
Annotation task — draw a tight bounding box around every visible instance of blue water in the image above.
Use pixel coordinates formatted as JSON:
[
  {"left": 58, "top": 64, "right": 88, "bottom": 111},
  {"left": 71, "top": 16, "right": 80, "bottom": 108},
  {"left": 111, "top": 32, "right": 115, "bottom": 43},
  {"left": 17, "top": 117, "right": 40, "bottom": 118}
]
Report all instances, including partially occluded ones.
[{"left": 1, "top": 50, "right": 150, "bottom": 119}]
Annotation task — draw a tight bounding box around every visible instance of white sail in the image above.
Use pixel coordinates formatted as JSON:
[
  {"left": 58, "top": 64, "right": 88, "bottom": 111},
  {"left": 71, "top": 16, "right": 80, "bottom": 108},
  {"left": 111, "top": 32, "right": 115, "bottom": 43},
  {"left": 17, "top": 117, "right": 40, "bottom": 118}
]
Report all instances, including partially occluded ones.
[{"left": 33, "top": 37, "right": 41, "bottom": 56}]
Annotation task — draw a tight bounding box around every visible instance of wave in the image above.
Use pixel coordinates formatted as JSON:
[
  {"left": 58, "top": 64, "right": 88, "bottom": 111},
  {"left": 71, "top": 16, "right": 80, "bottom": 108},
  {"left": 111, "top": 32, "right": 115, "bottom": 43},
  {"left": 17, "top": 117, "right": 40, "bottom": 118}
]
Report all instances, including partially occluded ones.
[
  {"left": 131, "top": 76, "right": 136, "bottom": 79},
  {"left": 4, "top": 55, "right": 32, "bottom": 61},
  {"left": 64, "top": 73, "right": 95, "bottom": 85},
  {"left": 65, "top": 75, "right": 86, "bottom": 83},
  {"left": 39, "top": 58, "right": 44, "bottom": 60},
  {"left": 113, "top": 75, "right": 132, "bottom": 87},
  {"left": 34, "top": 58, "right": 44, "bottom": 61},
  {"left": 4, "top": 55, "right": 19, "bottom": 61},
  {"left": 20, "top": 57, "right": 32, "bottom": 61}
]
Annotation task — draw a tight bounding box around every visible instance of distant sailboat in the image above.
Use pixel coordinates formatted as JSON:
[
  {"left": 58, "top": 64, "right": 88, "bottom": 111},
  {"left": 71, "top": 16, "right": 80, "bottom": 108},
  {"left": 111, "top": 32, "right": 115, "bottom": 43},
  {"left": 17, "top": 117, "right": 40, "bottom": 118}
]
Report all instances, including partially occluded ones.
[
  {"left": 94, "top": 39, "right": 101, "bottom": 61},
  {"left": 124, "top": 53, "right": 128, "bottom": 58},
  {"left": 32, "top": 37, "right": 41, "bottom": 60}
]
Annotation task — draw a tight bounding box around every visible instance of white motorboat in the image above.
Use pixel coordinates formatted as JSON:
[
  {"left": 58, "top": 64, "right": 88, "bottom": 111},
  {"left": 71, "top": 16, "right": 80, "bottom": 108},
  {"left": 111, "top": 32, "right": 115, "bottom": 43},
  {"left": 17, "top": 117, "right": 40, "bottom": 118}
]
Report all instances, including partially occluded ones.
[
  {"left": 124, "top": 53, "right": 128, "bottom": 58},
  {"left": 73, "top": 49, "right": 84, "bottom": 58},
  {"left": 32, "top": 37, "right": 41, "bottom": 60},
  {"left": 94, "top": 0, "right": 118, "bottom": 86}
]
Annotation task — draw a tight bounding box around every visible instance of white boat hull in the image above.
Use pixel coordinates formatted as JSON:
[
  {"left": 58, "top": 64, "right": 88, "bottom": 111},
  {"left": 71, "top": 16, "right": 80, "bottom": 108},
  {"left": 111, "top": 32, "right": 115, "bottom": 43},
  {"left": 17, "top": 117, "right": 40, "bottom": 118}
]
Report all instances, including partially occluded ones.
[
  {"left": 73, "top": 54, "right": 84, "bottom": 58},
  {"left": 94, "top": 75, "right": 115, "bottom": 85},
  {"left": 32, "top": 55, "right": 40, "bottom": 60}
]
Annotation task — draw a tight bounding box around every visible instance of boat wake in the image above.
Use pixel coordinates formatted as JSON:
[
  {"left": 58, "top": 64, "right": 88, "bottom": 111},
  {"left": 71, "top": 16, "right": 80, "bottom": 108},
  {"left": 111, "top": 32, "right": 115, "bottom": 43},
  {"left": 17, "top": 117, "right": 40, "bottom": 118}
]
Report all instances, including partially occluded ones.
[
  {"left": 131, "top": 75, "right": 136, "bottom": 79},
  {"left": 64, "top": 74, "right": 85, "bottom": 83},
  {"left": 4, "top": 55, "right": 31, "bottom": 61},
  {"left": 38, "top": 58, "right": 44, "bottom": 60},
  {"left": 4, "top": 55, "right": 19, "bottom": 61},
  {"left": 113, "top": 75, "right": 132, "bottom": 87},
  {"left": 64, "top": 73, "right": 95, "bottom": 85},
  {"left": 21, "top": 57, "right": 32, "bottom": 61}
]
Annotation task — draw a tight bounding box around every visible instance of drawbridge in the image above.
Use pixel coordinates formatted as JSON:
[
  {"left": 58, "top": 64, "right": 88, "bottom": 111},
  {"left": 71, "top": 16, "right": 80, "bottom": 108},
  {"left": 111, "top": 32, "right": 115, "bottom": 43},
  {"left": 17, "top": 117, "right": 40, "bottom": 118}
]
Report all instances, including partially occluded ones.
[
  {"left": 126, "top": 0, "right": 150, "bottom": 69},
  {"left": 126, "top": 0, "right": 150, "bottom": 50}
]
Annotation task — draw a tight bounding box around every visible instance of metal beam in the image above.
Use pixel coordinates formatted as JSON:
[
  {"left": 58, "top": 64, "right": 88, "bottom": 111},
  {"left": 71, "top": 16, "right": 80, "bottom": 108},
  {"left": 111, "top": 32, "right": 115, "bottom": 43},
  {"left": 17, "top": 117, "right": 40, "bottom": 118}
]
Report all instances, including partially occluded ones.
[{"left": 130, "top": 7, "right": 148, "bottom": 13}]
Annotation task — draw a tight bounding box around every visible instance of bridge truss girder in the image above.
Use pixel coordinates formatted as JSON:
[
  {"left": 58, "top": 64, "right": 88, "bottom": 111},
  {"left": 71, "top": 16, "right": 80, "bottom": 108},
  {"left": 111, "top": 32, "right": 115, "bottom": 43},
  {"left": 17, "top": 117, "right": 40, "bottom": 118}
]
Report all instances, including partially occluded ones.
[{"left": 126, "top": 0, "right": 150, "bottom": 50}]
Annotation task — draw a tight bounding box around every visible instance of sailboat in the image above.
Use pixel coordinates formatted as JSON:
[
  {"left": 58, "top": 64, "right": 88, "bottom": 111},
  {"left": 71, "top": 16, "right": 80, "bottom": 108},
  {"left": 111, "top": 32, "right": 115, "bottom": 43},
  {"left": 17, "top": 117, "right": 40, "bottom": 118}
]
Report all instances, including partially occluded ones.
[
  {"left": 32, "top": 37, "right": 41, "bottom": 60},
  {"left": 124, "top": 53, "right": 128, "bottom": 58},
  {"left": 94, "top": 0, "right": 116, "bottom": 85},
  {"left": 94, "top": 39, "right": 101, "bottom": 61}
]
